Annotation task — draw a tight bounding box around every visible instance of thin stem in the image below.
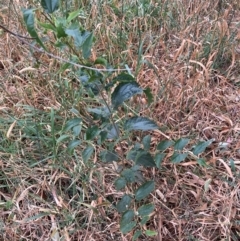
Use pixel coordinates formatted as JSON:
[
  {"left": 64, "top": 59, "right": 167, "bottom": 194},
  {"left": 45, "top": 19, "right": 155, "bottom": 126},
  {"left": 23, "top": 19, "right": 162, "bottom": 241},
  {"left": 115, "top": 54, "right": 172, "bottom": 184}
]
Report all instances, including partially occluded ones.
[
  {"left": 12, "top": 34, "right": 131, "bottom": 72},
  {"left": 96, "top": 84, "right": 125, "bottom": 161}
]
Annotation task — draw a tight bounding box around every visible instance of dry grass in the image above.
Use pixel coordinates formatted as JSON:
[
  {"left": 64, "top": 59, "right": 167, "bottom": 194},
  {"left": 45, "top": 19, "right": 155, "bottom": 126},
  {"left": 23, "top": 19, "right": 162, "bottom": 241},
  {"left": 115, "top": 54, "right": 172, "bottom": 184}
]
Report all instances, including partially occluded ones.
[{"left": 0, "top": 0, "right": 240, "bottom": 240}]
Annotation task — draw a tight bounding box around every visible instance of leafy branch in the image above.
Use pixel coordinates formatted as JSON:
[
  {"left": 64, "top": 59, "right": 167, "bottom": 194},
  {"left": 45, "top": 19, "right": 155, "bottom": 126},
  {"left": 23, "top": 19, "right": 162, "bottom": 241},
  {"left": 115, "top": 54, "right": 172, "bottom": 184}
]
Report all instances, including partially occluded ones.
[{"left": 20, "top": 0, "right": 214, "bottom": 238}]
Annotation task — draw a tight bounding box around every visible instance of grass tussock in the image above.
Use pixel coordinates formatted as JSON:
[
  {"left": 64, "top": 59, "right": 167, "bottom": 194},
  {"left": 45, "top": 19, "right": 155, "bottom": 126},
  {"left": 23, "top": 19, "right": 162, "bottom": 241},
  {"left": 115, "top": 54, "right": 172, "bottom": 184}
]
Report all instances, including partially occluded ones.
[{"left": 0, "top": 0, "right": 240, "bottom": 240}]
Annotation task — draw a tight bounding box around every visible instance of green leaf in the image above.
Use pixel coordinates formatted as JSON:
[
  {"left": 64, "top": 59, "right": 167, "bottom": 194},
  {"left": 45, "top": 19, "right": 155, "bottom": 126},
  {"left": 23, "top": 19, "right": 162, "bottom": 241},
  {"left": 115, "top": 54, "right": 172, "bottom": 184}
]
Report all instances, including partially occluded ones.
[
  {"left": 56, "top": 134, "right": 70, "bottom": 144},
  {"left": 86, "top": 125, "right": 99, "bottom": 140},
  {"left": 142, "top": 135, "right": 151, "bottom": 151},
  {"left": 131, "top": 165, "right": 141, "bottom": 171},
  {"left": 67, "top": 139, "right": 81, "bottom": 152},
  {"left": 171, "top": 152, "right": 188, "bottom": 163},
  {"left": 55, "top": 40, "right": 67, "bottom": 49},
  {"left": 132, "top": 168, "right": 145, "bottom": 183},
  {"left": 65, "top": 27, "right": 81, "bottom": 46},
  {"left": 135, "top": 181, "right": 154, "bottom": 201},
  {"left": 98, "top": 131, "right": 107, "bottom": 144},
  {"left": 140, "top": 215, "right": 150, "bottom": 225},
  {"left": 64, "top": 118, "right": 82, "bottom": 132},
  {"left": 155, "top": 153, "right": 165, "bottom": 168},
  {"left": 120, "top": 210, "right": 134, "bottom": 226},
  {"left": 120, "top": 210, "right": 136, "bottom": 233},
  {"left": 67, "top": 9, "right": 83, "bottom": 23},
  {"left": 145, "top": 230, "right": 158, "bottom": 236},
  {"left": 56, "top": 22, "right": 67, "bottom": 38},
  {"left": 174, "top": 138, "right": 189, "bottom": 150},
  {"left": 229, "top": 158, "right": 235, "bottom": 172},
  {"left": 116, "top": 194, "right": 132, "bottom": 213},
  {"left": 22, "top": 9, "right": 46, "bottom": 50},
  {"left": 143, "top": 87, "right": 154, "bottom": 105},
  {"left": 82, "top": 32, "right": 93, "bottom": 59},
  {"left": 82, "top": 145, "right": 94, "bottom": 163},
  {"left": 132, "top": 230, "right": 142, "bottom": 241},
  {"left": 127, "top": 149, "right": 138, "bottom": 161},
  {"left": 66, "top": 27, "right": 91, "bottom": 50},
  {"left": 88, "top": 73, "right": 102, "bottom": 83},
  {"left": 121, "top": 169, "right": 135, "bottom": 183},
  {"left": 137, "top": 203, "right": 155, "bottom": 217},
  {"left": 197, "top": 158, "right": 208, "bottom": 167},
  {"left": 38, "top": 21, "right": 56, "bottom": 32},
  {"left": 87, "top": 107, "right": 111, "bottom": 118},
  {"left": 105, "top": 124, "right": 119, "bottom": 139},
  {"left": 193, "top": 139, "right": 213, "bottom": 155},
  {"left": 135, "top": 150, "right": 156, "bottom": 167},
  {"left": 70, "top": 108, "right": 80, "bottom": 116},
  {"left": 72, "top": 124, "right": 82, "bottom": 136},
  {"left": 157, "top": 140, "right": 174, "bottom": 151},
  {"left": 105, "top": 72, "right": 131, "bottom": 91},
  {"left": 99, "top": 131, "right": 108, "bottom": 144},
  {"left": 21, "top": 212, "right": 50, "bottom": 222},
  {"left": 94, "top": 57, "right": 108, "bottom": 66},
  {"left": 41, "top": 0, "right": 59, "bottom": 13},
  {"left": 100, "top": 150, "right": 119, "bottom": 162},
  {"left": 125, "top": 117, "right": 159, "bottom": 131},
  {"left": 120, "top": 221, "right": 137, "bottom": 234},
  {"left": 113, "top": 73, "right": 135, "bottom": 82},
  {"left": 114, "top": 177, "right": 127, "bottom": 190},
  {"left": 111, "top": 81, "right": 142, "bottom": 109}
]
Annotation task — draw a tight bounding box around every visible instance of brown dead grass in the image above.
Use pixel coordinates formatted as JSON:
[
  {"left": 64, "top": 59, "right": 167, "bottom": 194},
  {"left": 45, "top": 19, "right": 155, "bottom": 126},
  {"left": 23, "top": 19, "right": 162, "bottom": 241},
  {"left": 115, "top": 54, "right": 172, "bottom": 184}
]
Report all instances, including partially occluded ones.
[{"left": 1, "top": 0, "right": 240, "bottom": 241}]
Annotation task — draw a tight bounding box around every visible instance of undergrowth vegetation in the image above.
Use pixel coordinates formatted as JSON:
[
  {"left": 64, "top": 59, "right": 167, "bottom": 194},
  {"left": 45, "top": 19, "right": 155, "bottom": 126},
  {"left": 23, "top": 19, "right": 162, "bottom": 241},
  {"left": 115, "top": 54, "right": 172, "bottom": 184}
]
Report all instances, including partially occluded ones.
[{"left": 0, "top": 0, "right": 240, "bottom": 240}]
